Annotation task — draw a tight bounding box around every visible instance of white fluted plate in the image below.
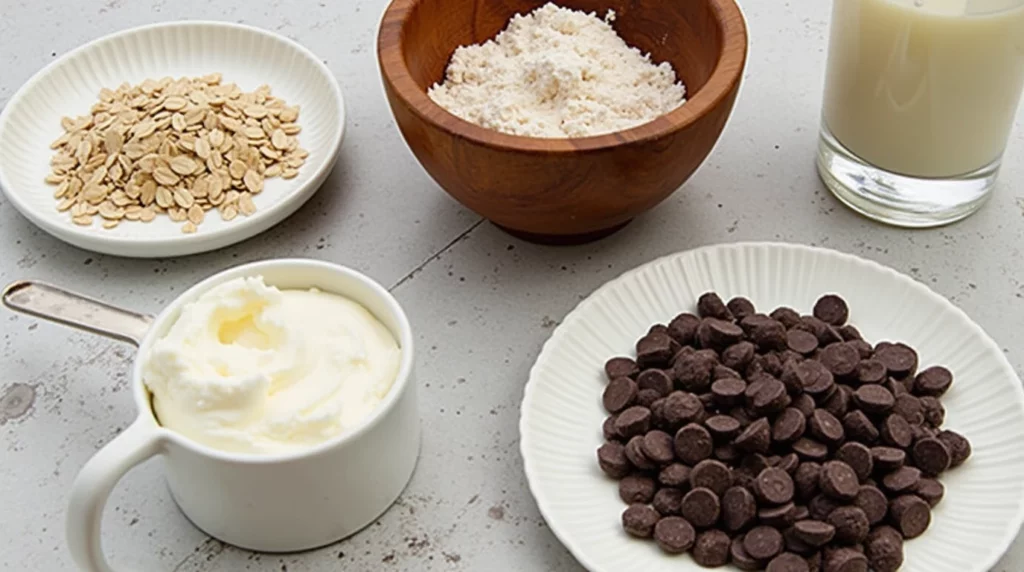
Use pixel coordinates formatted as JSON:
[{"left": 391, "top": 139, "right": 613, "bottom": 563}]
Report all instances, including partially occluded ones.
[
  {"left": 0, "top": 21, "right": 344, "bottom": 258},
  {"left": 520, "top": 242, "right": 1024, "bottom": 572}
]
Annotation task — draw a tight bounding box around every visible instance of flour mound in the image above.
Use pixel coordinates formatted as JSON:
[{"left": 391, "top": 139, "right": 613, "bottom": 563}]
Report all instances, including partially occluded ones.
[{"left": 428, "top": 3, "right": 687, "bottom": 139}]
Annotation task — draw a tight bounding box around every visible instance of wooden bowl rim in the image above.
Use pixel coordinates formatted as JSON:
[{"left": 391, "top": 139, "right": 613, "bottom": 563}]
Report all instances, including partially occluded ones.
[{"left": 377, "top": 0, "right": 748, "bottom": 154}]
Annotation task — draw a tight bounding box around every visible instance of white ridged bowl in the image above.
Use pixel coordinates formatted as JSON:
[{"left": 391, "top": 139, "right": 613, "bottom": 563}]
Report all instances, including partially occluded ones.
[
  {"left": 520, "top": 242, "right": 1024, "bottom": 572},
  {"left": 0, "top": 21, "right": 344, "bottom": 258}
]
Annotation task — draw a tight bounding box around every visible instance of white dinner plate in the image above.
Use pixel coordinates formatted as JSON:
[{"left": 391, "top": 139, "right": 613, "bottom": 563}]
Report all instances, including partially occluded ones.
[
  {"left": 520, "top": 242, "right": 1024, "bottom": 572},
  {"left": 0, "top": 21, "right": 344, "bottom": 258}
]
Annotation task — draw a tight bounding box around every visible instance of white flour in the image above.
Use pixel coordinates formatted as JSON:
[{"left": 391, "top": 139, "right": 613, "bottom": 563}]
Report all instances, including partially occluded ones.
[{"left": 427, "top": 3, "right": 687, "bottom": 139}]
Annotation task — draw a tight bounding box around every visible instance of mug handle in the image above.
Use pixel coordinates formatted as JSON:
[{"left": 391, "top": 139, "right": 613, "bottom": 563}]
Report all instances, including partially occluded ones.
[{"left": 67, "top": 417, "right": 163, "bottom": 572}]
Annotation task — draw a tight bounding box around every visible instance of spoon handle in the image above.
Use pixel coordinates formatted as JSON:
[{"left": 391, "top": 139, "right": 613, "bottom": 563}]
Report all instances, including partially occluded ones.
[{"left": 2, "top": 281, "right": 153, "bottom": 347}]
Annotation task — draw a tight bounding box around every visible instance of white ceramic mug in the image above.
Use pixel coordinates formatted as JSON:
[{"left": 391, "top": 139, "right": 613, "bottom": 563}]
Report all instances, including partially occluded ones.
[{"left": 2, "top": 259, "right": 419, "bottom": 572}]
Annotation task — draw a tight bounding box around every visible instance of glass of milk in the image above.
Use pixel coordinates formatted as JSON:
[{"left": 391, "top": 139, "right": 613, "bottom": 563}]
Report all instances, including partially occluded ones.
[{"left": 818, "top": 0, "right": 1024, "bottom": 227}]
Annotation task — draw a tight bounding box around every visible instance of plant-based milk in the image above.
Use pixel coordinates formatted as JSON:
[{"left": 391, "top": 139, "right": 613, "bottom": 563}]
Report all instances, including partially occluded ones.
[{"left": 823, "top": 0, "right": 1024, "bottom": 178}]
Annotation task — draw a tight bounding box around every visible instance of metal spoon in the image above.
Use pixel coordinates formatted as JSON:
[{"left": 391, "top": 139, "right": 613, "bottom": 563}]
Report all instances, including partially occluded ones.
[{"left": 2, "top": 281, "right": 152, "bottom": 346}]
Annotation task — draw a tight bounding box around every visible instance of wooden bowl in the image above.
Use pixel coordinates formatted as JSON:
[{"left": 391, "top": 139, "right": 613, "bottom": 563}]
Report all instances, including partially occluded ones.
[{"left": 378, "top": 0, "right": 748, "bottom": 245}]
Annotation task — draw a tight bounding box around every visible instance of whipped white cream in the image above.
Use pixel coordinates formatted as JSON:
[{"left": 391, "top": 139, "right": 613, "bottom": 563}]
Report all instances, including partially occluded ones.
[{"left": 143, "top": 276, "right": 401, "bottom": 455}]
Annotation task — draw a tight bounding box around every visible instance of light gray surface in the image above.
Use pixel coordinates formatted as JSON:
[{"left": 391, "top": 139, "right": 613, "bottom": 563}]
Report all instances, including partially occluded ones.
[{"left": 1, "top": 0, "right": 1022, "bottom": 570}]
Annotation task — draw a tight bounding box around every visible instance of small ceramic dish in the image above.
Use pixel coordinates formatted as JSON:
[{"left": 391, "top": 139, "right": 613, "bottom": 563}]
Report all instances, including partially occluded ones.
[
  {"left": 0, "top": 21, "right": 344, "bottom": 258},
  {"left": 520, "top": 242, "right": 1024, "bottom": 572}
]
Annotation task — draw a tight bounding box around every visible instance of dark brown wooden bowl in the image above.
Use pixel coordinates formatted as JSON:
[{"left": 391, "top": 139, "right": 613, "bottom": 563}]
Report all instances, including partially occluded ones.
[{"left": 378, "top": 0, "right": 748, "bottom": 245}]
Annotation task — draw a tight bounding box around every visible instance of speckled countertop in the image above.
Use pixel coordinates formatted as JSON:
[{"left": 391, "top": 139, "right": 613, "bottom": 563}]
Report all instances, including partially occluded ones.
[{"left": 1, "top": 1, "right": 1022, "bottom": 570}]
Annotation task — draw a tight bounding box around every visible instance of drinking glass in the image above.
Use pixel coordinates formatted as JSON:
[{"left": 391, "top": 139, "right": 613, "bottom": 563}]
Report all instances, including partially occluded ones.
[{"left": 817, "top": 0, "right": 1024, "bottom": 227}]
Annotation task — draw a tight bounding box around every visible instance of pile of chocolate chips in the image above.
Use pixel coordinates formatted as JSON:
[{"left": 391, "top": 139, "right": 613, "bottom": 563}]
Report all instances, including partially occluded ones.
[{"left": 597, "top": 293, "right": 971, "bottom": 572}]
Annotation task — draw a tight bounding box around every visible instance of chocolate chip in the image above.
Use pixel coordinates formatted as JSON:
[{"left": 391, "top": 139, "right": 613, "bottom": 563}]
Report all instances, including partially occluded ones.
[
  {"left": 879, "top": 414, "right": 913, "bottom": 449},
  {"left": 653, "top": 487, "right": 685, "bottom": 516},
  {"left": 787, "top": 330, "right": 820, "bottom": 355},
  {"left": 721, "top": 485, "right": 758, "bottom": 532},
  {"left": 690, "top": 459, "right": 733, "bottom": 496},
  {"left": 605, "top": 357, "right": 640, "bottom": 381},
  {"left": 653, "top": 516, "right": 696, "bottom": 554},
  {"left": 727, "top": 296, "right": 757, "bottom": 321},
  {"left": 911, "top": 437, "right": 951, "bottom": 476},
  {"left": 701, "top": 317, "right": 745, "bottom": 350},
  {"left": 913, "top": 478, "right": 945, "bottom": 507},
  {"left": 742, "top": 314, "right": 788, "bottom": 351},
  {"left": 913, "top": 366, "right": 952, "bottom": 397},
  {"left": 808, "top": 494, "right": 841, "bottom": 521},
  {"left": 768, "top": 552, "right": 812, "bottom": 572},
  {"left": 792, "top": 393, "right": 817, "bottom": 417},
  {"left": 615, "top": 406, "right": 651, "bottom": 439},
  {"left": 713, "top": 365, "right": 743, "bottom": 381},
  {"left": 870, "top": 447, "right": 906, "bottom": 473},
  {"left": 892, "top": 394, "right": 924, "bottom": 426},
  {"left": 874, "top": 343, "right": 917, "bottom": 376},
  {"left": 681, "top": 487, "right": 721, "bottom": 529},
  {"left": 603, "top": 415, "right": 621, "bottom": 442},
  {"left": 772, "top": 306, "right": 803, "bottom": 328},
  {"left": 597, "top": 442, "right": 631, "bottom": 478},
  {"left": 722, "top": 341, "right": 757, "bottom": 371},
  {"left": 659, "top": 463, "right": 692, "bottom": 488},
  {"left": 856, "top": 360, "right": 886, "bottom": 384},
  {"left": 636, "top": 388, "right": 661, "bottom": 408},
  {"left": 853, "top": 385, "right": 895, "bottom": 415},
  {"left": 625, "top": 435, "right": 657, "bottom": 471},
  {"left": 865, "top": 526, "right": 904, "bottom": 572},
  {"left": 793, "top": 438, "right": 829, "bottom": 461},
  {"left": 668, "top": 313, "right": 701, "bottom": 346},
  {"left": 921, "top": 396, "right": 946, "bottom": 427},
  {"left": 819, "top": 461, "right": 859, "bottom": 501},
  {"left": 835, "top": 442, "right": 873, "bottom": 482},
  {"left": 711, "top": 377, "right": 747, "bottom": 408},
  {"left": 641, "top": 430, "right": 676, "bottom": 465},
  {"left": 823, "top": 546, "right": 868, "bottom": 572},
  {"left": 813, "top": 295, "right": 849, "bottom": 326},
  {"left": 848, "top": 339, "right": 873, "bottom": 360},
  {"left": 889, "top": 495, "right": 931, "bottom": 539},
  {"left": 735, "top": 417, "right": 772, "bottom": 454},
  {"left": 622, "top": 503, "right": 660, "bottom": 538},
  {"left": 693, "top": 529, "right": 731, "bottom": 567},
  {"left": 883, "top": 377, "right": 908, "bottom": 398},
  {"left": 745, "top": 525, "right": 785, "bottom": 560},
  {"left": 757, "top": 467, "right": 796, "bottom": 505},
  {"left": 602, "top": 377, "right": 638, "bottom": 413},
  {"left": 637, "top": 332, "right": 676, "bottom": 369},
  {"left": 760, "top": 502, "right": 798, "bottom": 528},
  {"left": 706, "top": 415, "right": 742, "bottom": 441},
  {"left": 795, "top": 462, "right": 822, "bottom": 501},
  {"left": 777, "top": 453, "right": 801, "bottom": 475},
  {"left": 853, "top": 485, "right": 888, "bottom": 525},
  {"left": 820, "top": 343, "right": 860, "bottom": 378},
  {"left": 808, "top": 409, "right": 844, "bottom": 446},
  {"left": 792, "top": 360, "right": 835, "bottom": 396},
  {"left": 715, "top": 443, "right": 742, "bottom": 463},
  {"left": 673, "top": 353, "right": 715, "bottom": 393},
  {"left": 662, "top": 391, "right": 703, "bottom": 430},
  {"left": 792, "top": 520, "right": 835, "bottom": 549},
  {"left": 636, "top": 369, "right": 673, "bottom": 397},
  {"left": 881, "top": 467, "right": 921, "bottom": 494},
  {"left": 821, "top": 386, "right": 851, "bottom": 419},
  {"left": 752, "top": 377, "right": 791, "bottom": 415},
  {"left": 842, "top": 410, "right": 879, "bottom": 444},
  {"left": 618, "top": 474, "right": 657, "bottom": 504},
  {"left": 731, "top": 537, "right": 762, "bottom": 570},
  {"left": 827, "top": 506, "right": 869, "bottom": 544},
  {"left": 675, "top": 423, "right": 714, "bottom": 465},
  {"left": 937, "top": 430, "right": 971, "bottom": 468},
  {"left": 698, "top": 292, "right": 733, "bottom": 320}
]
